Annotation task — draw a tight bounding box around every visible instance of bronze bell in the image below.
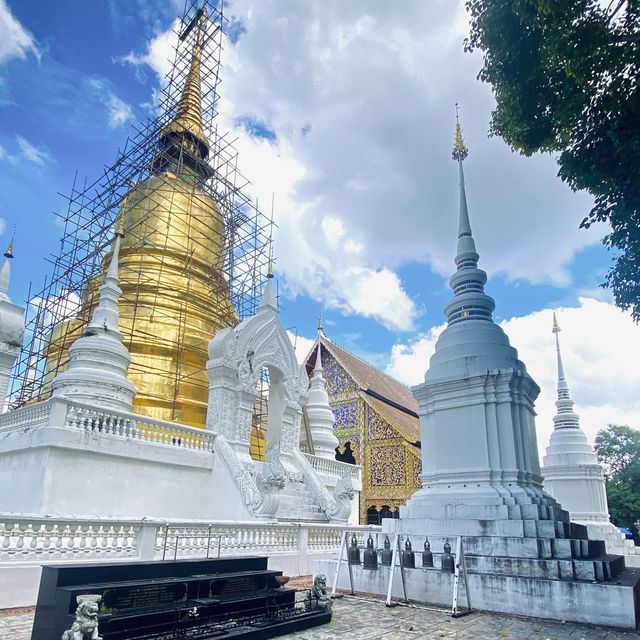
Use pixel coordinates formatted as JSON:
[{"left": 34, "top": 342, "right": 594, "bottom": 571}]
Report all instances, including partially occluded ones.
[
  {"left": 347, "top": 534, "right": 361, "bottom": 565},
  {"left": 362, "top": 534, "right": 378, "bottom": 570},
  {"left": 380, "top": 535, "right": 392, "bottom": 566},
  {"left": 441, "top": 537, "right": 455, "bottom": 573},
  {"left": 422, "top": 537, "right": 434, "bottom": 568},
  {"left": 401, "top": 537, "right": 415, "bottom": 568}
]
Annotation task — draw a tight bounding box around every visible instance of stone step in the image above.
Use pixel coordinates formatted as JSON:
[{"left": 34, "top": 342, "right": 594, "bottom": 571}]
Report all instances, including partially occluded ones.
[
  {"left": 462, "top": 553, "right": 625, "bottom": 582},
  {"left": 376, "top": 533, "right": 610, "bottom": 562}
]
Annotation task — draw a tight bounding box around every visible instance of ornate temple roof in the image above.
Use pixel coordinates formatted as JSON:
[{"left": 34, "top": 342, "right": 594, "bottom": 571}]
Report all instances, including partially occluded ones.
[{"left": 306, "top": 334, "right": 420, "bottom": 443}]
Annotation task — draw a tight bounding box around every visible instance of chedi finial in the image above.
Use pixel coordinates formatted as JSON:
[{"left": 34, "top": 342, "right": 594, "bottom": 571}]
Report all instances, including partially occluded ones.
[{"left": 452, "top": 104, "right": 468, "bottom": 161}]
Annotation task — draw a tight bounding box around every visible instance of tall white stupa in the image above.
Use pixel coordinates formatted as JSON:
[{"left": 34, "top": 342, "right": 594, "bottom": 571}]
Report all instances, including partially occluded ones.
[
  {"left": 319, "top": 115, "right": 640, "bottom": 629},
  {"left": 542, "top": 312, "right": 640, "bottom": 564}
]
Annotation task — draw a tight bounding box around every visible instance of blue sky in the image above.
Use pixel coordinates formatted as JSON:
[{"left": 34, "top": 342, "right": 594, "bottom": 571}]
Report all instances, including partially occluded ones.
[{"left": 0, "top": 0, "right": 638, "bottom": 450}]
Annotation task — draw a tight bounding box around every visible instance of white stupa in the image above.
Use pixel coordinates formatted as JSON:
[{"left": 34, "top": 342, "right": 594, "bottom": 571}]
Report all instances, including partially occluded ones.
[
  {"left": 0, "top": 238, "right": 25, "bottom": 410},
  {"left": 305, "top": 324, "right": 339, "bottom": 459},
  {"left": 51, "top": 225, "right": 136, "bottom": 411},
  {"left": 542, "top": 312, "right": 640, "bottom": 564},
  {"left": 318, "top": 115, "right": 640, "bottom": 629}
]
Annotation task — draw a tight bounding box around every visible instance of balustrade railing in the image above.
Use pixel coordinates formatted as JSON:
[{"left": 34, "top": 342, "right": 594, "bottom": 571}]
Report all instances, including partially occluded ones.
[
  {"left": 303, "top": 453, "right": 362, "bottom": 485},
  {"left": 0, "top": 400, "right": 52, "bottom": 432},
  {"left": 0, "top": 515, "right": 380, "bottom": 564},
  {"left": 64, "top": 401, "right": 216, "bottom": 451},
  {"left": 0, "top": 516, "right": 140, "bottom": 561}
]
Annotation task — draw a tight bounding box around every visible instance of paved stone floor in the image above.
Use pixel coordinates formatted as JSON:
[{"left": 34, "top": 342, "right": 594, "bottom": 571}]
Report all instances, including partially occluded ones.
[{"left": 2, "top": 597, "right": 637, "bottom": 640}]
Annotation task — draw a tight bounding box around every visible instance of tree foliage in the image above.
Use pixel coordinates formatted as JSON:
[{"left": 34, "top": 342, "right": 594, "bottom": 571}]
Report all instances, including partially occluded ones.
[
  {"left": 594, "top": 424, "right": 640, "bottom": 530},
  {"left": 465, "top": 0, "right": 640, "bottom": 320}
]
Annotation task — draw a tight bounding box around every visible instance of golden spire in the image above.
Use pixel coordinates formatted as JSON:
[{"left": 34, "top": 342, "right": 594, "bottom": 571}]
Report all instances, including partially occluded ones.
[
  {"left": 4, "top": 238, "right": 14, "bottom": 260},
  {"left": 161, "top": 8, "right": 209, "bottom": 156},
  {"left": 452, "top": 103, "right": 469, "bottom": 161}
]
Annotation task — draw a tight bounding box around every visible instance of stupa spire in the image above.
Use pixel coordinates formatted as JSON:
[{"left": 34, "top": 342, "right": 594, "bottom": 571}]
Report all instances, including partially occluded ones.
[
  {"left": 444, "top": 107, "right": 495, "bottom": 325},
  {"left": 258, "top": 255, "right": 277, "bottom": 311},
  {"left": 0, "top": 234, "right": 14, "bottom": 303},
  {"left": 313, "top": 340, "right": 323, "bottom": 374},
  {"left": 87, "top": 226, "right": 125, "bottom": 334},
  {"left": 160, "top": 7, "right": 209, "bottom": 157},
  {"left": 551, "top": 312, "right": 579, "bottom": 430}
]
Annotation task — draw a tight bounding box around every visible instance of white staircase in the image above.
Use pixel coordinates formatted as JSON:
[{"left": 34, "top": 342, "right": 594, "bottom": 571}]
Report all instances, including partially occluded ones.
[{"left": 276, "top": 473, "right": 328, "bottom": 522}]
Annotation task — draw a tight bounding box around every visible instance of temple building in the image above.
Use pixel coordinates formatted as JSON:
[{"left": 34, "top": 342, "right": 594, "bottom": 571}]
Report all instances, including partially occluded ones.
[
  {"left": 42, "top": 9, "right": 237, "bottom": 428},
  {"left": 303, "top": 325, "right": 421, "bottom": 525}
]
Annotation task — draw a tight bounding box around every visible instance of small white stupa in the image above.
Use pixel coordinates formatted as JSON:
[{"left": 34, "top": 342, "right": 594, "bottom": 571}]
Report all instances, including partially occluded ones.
[
  {"left": 51, "top": 225, "right": 136, "bottom": 411},
  {"left": 0, "top": 237, "right": 25, "bottom": 410},
  {"left": 542, "top": 312, "right": 640, "bottom": 564},
  {"left": 305, "top": 319, "right": 339, "bottom": 459}
]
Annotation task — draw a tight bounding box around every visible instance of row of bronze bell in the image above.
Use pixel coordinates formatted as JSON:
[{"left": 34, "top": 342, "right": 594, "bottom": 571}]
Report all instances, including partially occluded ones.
[{"left": 348, "top": 534, "right": 455, "bottom": 573}]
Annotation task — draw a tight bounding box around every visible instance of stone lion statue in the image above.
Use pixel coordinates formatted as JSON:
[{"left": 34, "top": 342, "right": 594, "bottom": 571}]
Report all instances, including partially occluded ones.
[
  {"left": 62, "top": 600, "right": 102, "bottom": 640},
  {"left": 310, "top": 574, "right": 332, "bottom": 612}
]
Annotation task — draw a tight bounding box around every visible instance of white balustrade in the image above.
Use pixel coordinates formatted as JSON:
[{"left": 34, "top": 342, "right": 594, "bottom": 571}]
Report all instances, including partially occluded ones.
[
  {"left": 0, "top": 516, "right": 140, "bottom": 561},
  {"left": 0, "top": 515, "right": 380, "bottom": 564},
  {"left": 64, "top": 401, "right": 216, "bottom": 452},
  {"left": 0, "top": 400, "right": 52, "bottom": 432},
  {"left": 303, "top": 453, "right": 362, "bottom": 484}
]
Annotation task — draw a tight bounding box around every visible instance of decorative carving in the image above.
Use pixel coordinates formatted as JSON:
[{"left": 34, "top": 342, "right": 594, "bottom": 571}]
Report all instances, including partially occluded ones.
[
  {"left": 331, "top": 471, "right": 355, "bottom": 522},
  {"left": 62, "top": 596, "right": 103, "bottom": 640},
  {"left": 370, "top": 444, "right": 406, "bottom": 486},
  {"left": 368, "top": 408, "right": 396, "bottom": 440},
  {"left": 214, "top": 434, "right": 282, "bottom": 518},
  {"left": 310, "top": 574, "right": 332, "bottom": 612}
]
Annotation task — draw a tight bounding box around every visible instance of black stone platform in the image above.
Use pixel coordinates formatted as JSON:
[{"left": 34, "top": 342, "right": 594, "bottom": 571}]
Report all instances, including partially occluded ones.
[{"left": 31, "top": 557, "right": 331, "bottom": 640}]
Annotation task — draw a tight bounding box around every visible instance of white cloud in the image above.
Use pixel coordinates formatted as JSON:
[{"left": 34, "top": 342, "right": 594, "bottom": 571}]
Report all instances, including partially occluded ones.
[
  {"left": 321, "top": 216, "right": 345, "bottom": 249},
  {"left": 287, "top": 330, "right": 316, "bottom": 365},
  {"left": 387, "top": 298, "right": 640, "bottom": 456},
  {"left": 123, "top": 1, "right": 603, "bottom": 331},
  {"left": 107, "top": 94, "right": 134, "bottom": 128},
  {"left": 0, "top": 0, "right": 39, "bottom": 64},
  {"left": 15, "top": 136, "right": 51, "bottom": 166}
]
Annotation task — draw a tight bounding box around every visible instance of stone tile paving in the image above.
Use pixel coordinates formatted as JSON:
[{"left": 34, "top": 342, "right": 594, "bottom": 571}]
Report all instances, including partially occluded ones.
[{"left": 1, "top": 597, "right": 637, "bottom": 640}]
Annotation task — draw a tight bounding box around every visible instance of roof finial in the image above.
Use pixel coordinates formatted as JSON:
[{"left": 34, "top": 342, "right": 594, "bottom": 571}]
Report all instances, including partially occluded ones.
[
  {"left": 452, "top": 103, "right": 469, "bottom": 161},
  {"left": 4, "top": 226, "right": 15, "bottom": 259},
  {"left": 317, "top": 309, "right": 324, "bottom": 335}
]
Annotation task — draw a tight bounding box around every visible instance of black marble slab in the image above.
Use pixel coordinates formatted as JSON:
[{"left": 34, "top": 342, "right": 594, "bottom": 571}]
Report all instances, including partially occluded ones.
[{"left": 31, "top": 557, "right": 329, "bottom": 640}]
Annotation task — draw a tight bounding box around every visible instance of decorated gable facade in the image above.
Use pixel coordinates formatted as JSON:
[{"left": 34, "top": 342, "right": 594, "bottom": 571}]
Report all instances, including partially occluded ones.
[{"left": 304, "top": 333, "right": 421, "bottom": 524}]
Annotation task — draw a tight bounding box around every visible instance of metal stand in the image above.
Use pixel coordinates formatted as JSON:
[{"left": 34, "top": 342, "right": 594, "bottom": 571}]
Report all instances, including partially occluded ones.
[
  {"left": 331, "top": 530, "right": 355, "bottom": 597},
  {"left": 385, "top": 534, "right": 408, "bottom": 607},
  {"left": 451, "top": 536, "right": 472, "bottom": 617}
]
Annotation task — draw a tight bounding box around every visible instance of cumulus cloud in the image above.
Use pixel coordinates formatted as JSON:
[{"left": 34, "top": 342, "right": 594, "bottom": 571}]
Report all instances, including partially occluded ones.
[
  {"left": 387, "top": 298, "right": 640, "bottom": 456},
  {"left": 122, "top": 1, "right": 602, "bottom": 331},
  {"left": 15, "top": 136, "right": 51, "bottom": 166},
  {"left": 0, "top": 0, "right": 39, "bottom": 64}
]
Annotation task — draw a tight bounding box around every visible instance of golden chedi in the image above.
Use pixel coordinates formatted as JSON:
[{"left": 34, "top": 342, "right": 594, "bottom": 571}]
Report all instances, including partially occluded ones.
[{"left": 44, "top": 12, "right": 237, "bottom": 427}]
